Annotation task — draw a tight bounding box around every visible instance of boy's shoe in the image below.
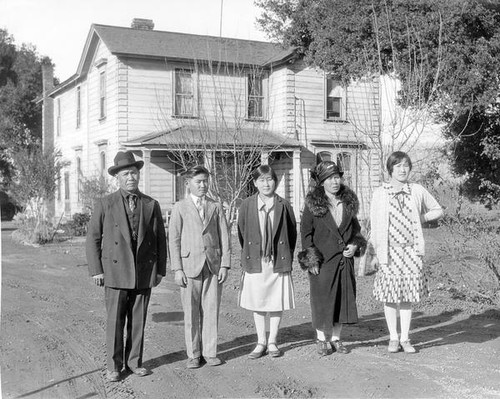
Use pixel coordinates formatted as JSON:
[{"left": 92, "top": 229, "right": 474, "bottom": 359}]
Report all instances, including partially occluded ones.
[
  {"left": 186, "top": 357, "right": 201, "bottom": 369},
  {"left": 205, "top": 357, "right": 223, "bottom": 366}
]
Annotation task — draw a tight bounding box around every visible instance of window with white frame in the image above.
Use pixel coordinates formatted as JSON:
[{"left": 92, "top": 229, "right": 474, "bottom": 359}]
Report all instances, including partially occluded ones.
[
  {"left": 174, "top": 68, "right": 195, "bottom": 117},
  {"left": 99, "top": 71, "right": 106, "bottom": 119},
  {"left": 76, "top": 86, "right": 81, "bottom": 128},
  {"left": 325, "top": 78, "right": 346, "bottom": 120},
  {"left": 247, "top": 71, "right": 265, "bottom": 119},
  {"left": 56, "top": 98, "right": 61, "bottom": 136},
  {"left": 100, "top": 151, "right": 106, "bottom": 177}
]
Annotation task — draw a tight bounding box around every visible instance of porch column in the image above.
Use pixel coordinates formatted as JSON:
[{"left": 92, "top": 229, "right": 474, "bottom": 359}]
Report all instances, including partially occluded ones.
[
  {"left": 142, "top": 149, "right": 151, "bottom": 194},
  {"left": 261, "top": 151, "right": 270, "bottom": 165},
  {"left": 293, "top": 148, "right": 301, "bottom": 221}
]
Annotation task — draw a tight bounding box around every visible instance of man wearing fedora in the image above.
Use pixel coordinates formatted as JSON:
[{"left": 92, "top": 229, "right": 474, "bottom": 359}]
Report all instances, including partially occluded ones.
[{"left": 86, "top": 150, "right": 167, "bottom": 381}]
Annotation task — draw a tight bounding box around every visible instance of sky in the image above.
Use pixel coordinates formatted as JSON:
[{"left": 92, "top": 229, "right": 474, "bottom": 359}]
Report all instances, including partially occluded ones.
[{"left": 0, "top": 0, "right": 269, "bottom": 80}]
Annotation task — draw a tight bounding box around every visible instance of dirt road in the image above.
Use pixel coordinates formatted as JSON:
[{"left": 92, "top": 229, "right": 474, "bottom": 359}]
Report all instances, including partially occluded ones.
[{"left": 1, "top": 222, "right": 500, "bottom": 399}]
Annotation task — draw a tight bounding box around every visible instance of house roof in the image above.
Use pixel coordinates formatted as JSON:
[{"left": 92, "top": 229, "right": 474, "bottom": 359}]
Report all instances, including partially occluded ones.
[
  {"left": 49, "top": 23, "right": 297, "bottom": 96},
  {"left": 91, "top": 24, "right": 296, "bottom": 67},
  {"left": 123, "top": 125, "right": 302, "bottom": 149}
]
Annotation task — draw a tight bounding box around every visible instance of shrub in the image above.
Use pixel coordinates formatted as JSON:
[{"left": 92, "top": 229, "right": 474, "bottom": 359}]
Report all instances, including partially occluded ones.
[{"left": 67, "top": 212, "right": 91, "bottom": 236}]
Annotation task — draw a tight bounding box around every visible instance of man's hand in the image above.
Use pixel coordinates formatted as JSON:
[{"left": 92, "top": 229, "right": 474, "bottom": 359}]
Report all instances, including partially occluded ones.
[
  {"left": 218, "top": 267, "right": 229, "bottom": 284},
  {"left": 154, "top": 274, "right": 163, "bottom": 287},
  {"left": 93, "top": 273, "right": 104, "bottom": 287},
  {"left": 174, "top": 270, "right": 187, "bottom": 287}
]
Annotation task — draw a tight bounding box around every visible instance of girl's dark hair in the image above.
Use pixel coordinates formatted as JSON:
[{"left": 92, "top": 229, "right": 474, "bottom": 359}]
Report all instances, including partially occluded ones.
[
  {"left": 252, "top": 165, "right": 278, "bottom": 183},
  {"left": 386, "top": 151, "right": 412, "bottom": 176}
]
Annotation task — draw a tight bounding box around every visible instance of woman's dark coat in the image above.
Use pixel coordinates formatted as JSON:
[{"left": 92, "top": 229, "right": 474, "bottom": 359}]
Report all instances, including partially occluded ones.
[
  {"left": 238, "top": 193, "right": 297, "bottom": 273},
  {"left": 301, "top": 185, "right": 366, "bottom": 329}
]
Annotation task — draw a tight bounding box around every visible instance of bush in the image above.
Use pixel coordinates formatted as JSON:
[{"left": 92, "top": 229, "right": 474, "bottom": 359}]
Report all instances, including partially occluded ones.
[
  {"left": 67, "top": 212, "right": 91, "bottom": 236},
  {"left": 438, "top": 200, "right": 500, "bottom": 303},
  {"left": 12, "top": 211, "right": 56, "bottom": 245}
]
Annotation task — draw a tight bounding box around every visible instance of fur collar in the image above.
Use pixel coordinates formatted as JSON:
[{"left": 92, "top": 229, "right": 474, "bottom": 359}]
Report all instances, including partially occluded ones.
[{"left": 305, "top": 185, "right": 359, "bottom": 218}]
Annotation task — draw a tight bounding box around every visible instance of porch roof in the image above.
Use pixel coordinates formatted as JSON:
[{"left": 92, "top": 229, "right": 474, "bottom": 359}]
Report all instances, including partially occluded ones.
[{"left": 123, "top": 126, "right": 302, "bottom": 150}]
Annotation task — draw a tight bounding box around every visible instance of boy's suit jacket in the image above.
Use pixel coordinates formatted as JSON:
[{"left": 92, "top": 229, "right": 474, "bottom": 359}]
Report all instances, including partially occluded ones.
[
  {"left": 86, "top": 190, "right": 167, "bottom": 289},
  {"left": 169, "top": 196, "right": 230, "bottom": 278}
]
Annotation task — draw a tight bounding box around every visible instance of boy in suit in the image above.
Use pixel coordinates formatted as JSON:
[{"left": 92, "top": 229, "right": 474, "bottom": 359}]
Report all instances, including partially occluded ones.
[
  {"left": 86, "top": 150, "right": 167, "bottom": 381},
  {"left": 168, "top": 165, "right": 231, "bottom": 369}
]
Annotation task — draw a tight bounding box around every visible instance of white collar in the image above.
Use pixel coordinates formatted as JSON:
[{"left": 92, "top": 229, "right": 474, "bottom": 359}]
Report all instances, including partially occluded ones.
[
  {"left": 191, "top": 194, "right": 204, "bottom": 204},
  {"left": 258, "top": 195, "right": 274, "bottom": 211}
]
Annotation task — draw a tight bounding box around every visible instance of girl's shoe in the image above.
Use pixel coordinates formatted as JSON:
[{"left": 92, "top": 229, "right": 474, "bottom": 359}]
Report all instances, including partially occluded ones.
[
  {"left": 400, "top": 340, "right": 417, "bottom": 353},
  {"left": 316, "top": 340, "right": 331, "bottom": 356},
  {"left": 330, "top": 340, "right": 350, "bottom": 354},
  {"left": 387, "top": 340, "right": 401, "bottom": 353},
  {"left": 248, "top": 343, "right": 267, "bottom": 359},
  {"left": 267, "top": 342, "right": 283, "bottom": 358}
]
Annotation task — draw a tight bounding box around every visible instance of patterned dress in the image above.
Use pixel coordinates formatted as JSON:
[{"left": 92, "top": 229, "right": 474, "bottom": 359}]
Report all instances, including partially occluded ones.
[{"left": 373, "top": 184, "right": 428, "bottom": 303}]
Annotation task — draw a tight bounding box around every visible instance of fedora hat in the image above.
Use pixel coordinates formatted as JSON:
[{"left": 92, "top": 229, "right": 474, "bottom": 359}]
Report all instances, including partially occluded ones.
[{"left": 108, "top": 151, "right": 144, "bottom": 176}]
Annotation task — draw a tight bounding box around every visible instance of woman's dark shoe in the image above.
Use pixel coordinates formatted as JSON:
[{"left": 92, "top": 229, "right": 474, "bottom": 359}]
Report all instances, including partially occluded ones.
[
  {"left": 267, "top": 342, "right": 283, "bottom": 358},
  {"left": 248, "top": 343, "right": 267, "bottom": 359},
  {"left": 316, "top": 340, "right": 331, "bottom": 356},
  {"left": 330, "top": 340, "right": 350, "bottom": 354}
]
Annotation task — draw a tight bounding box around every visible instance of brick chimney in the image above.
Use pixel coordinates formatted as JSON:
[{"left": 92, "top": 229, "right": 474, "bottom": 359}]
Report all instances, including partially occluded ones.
[
  {"left": 41, "top": 58, "right": 54, "bottom": 152},
  {"left": 131, "top": 18, "right": 154, "bottom": 30}
]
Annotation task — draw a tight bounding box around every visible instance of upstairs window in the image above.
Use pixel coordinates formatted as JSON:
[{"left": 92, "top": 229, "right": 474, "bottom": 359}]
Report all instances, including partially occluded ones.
[
  {"left": 326, "top": 78, "right": 346, "bottom": 121},
  {"left": 174, "top": 69, "right": 195, "bottom": 117},
  {"left": 247, "top": 72, "right": 265, "bottom": 119},
  {"left": 99, "top": 71, "right": 106, "bottom": 119},
  {"left": 76, "top": 86, "right": 81, "bottom": 128}
]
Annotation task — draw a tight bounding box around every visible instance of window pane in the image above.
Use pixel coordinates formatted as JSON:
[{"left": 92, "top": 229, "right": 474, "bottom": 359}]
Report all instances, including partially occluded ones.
[
  {"left": 248, "top": 98, "right": 263, "bottom": 118},
  {"left": 175, "top": 70, "right": 193, "bottom": 115},
  {"left": 327, "top": 97, "right": 341, "bottom": 118}
]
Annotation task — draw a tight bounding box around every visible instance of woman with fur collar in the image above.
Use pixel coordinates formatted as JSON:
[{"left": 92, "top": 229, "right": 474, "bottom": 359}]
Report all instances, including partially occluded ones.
[{"left": 300, "top": 161, "right": 366, "bottom": 356}]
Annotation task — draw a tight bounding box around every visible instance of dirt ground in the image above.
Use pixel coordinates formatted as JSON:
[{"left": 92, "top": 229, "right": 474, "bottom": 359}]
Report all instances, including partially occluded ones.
[{"left": 1, "top": 220, "right": 500, "bottom": 399}]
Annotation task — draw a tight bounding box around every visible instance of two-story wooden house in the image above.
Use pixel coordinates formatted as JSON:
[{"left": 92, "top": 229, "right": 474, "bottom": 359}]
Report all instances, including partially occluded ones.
[{"left": 44, "top": 19, "right": 381, "bottom": 222}]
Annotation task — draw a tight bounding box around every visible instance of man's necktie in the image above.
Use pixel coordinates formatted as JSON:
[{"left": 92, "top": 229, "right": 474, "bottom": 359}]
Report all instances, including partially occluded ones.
[
  {"left": 262, "top": 208, "right": 273, "bottom": 261},
  {"left": 128, "top": 194, "right": 137, "bottom": 212},
  {"left": 196, "top": 197, "right": 205, "bottom": 221}
]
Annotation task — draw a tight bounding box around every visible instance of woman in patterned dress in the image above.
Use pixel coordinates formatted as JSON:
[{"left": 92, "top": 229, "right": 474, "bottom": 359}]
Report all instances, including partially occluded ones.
[
  {"left": 371, "top": 151, "right": 443, "bottom": 353},
  {"left": 238, "top": 165, "right": 297, "bottom": 359},
  {"left": 300, "top": 161, "right": 366, "bottom": 356}
]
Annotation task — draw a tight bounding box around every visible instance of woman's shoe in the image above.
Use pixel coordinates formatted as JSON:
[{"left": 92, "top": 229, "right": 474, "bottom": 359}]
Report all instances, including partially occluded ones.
[
  {"left": 387, "top": 340, "right": 401, "bottom": 353},
  {"left": 316, "top": 340, "right": 331, "bottom": 356},
  {"left": 400, "top": 340, "right": 417, "bottom": 353},
  {"left": 330, "top": 340, "right": 350, "bottom": 354},
  {"left": 248, "top": 343, "right": 267, "bottom": 359},
  {"left": 267, "top": 342, "right": 283, "bottom": 358}
]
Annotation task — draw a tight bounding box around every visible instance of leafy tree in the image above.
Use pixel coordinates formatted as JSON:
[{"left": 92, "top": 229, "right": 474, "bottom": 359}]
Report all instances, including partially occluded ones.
[
  {"left": 0, "top": 29, "right": 53, "bottom": 187},
  {"left": 256, "top": 0, "right": 500, "bottom": 203}
]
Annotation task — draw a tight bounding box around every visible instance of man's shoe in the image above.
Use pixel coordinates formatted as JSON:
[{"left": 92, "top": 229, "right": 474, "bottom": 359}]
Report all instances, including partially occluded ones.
[
  {"left": 388, "top": 340, "right": 401, "bottom": 353},
  {"left": 106, "top": 370, "right": 121, "bottom": 382},
  {"left": 330, "top": 340, "right": 350, "bottom": 354},
  {"left": 316, "top": 340, "right": 331, "bottom": 356},
  {"left": 186, "top": 357, "right": 201, "bottom": 369},
  {"left": 205, "top": 357, "right": 223, "bottom": 366},
  {"left": 248, "top": 343, "right": 267, "bottom": 359},
  {"left": 131, "top": 367, "right": 152, "bottom": 377},
  {"left": 400, "top": 340, "right": 417, "bottom": 353}
]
